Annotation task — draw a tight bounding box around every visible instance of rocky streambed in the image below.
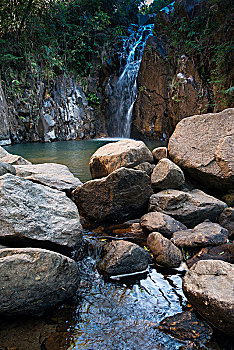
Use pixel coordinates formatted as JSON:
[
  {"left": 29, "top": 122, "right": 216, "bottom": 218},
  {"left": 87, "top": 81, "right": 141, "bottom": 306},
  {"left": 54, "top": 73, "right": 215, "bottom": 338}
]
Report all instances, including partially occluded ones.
[{"left": 0, "top": 109, "right": 233, "bottom": 349}]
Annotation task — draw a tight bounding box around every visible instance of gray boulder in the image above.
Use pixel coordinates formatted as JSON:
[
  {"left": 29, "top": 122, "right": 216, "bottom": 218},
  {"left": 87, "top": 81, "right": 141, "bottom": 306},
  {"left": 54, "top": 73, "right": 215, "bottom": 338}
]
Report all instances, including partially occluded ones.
[
  {"left": 147, "top": 232, "right": 183, "bottom": 268},
  {"left": 183, "top": 260, "right": 234, "bottom": 335},
  {"left": 219, "top": 207, "right": 234, "bottom": 240},
  {"left": 98, "top": 240, "right": 150, "bottom": 276},
  {"left": 0, "top": 174, "right": 83, "bottom": 254},
  {"left": 89, "top": 139, "right": 153, "bottom": 179},
  {"left": 172, "top": 221, "right": 228, "bottom": 248},
  {"left": 140, "top": 212, "right": 187, "bottom": 238},
  {"left": 14, "top": 163, "right": 82, "bottom": 194},
  {"left": 0, "top": 146, "right": 31, "bottom": 165},
  {"left": 168, "top": 108, "right": 234, "bottom": 191},
  {"left": 0, "top": 161, "right": 16, "bottom": 176},
  {"left": 73, "top": 167, "right": 153, "bottom": 225},
  {"left": 0, "top": 248, "right": 80, "bottom": 315},
  {"left": 149, "top": 189, "right": 227, "bottom": 227},
  {"left": 151, "top": 158, "right": 185, "bottom": 191}
]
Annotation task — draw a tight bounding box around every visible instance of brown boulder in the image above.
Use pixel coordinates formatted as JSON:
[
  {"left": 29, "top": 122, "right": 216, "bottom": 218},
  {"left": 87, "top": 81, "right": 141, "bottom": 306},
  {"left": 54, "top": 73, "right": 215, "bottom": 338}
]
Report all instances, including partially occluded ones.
[
  {"left": 168, "top": 108, "right": 234, "bottom": 191},
  {"left": 171, "top": 221, "right": 228, "bottom": 248},
  {"left": 147, "top": 232, "right": 183, "bottom": 268},
  {"left": 73, "top": 167, "right": 153, "bottom": 225},
  {"left": 151, "top": 158, "right": 185, "bottom": 191},
  {"left": 140, "top": 211, "right": 187, "bottom": 238},
  {"left": 89, "top": 139, "right": 153, "bottom": 179},
  {"left": 149, "top": 189, "right": 227, "bottom": 227},
  {"left": 152, "top": 147, "right": 168, "bottom": 162},
  {"left": 183, "top": 260, "right": 234, "bottom": 335}
]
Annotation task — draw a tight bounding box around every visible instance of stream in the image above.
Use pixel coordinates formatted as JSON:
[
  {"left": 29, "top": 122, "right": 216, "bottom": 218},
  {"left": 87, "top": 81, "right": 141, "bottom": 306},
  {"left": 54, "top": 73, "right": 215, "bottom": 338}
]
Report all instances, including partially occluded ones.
[{"left": 1, "top": 139, "right": 231, "bottom": 350}]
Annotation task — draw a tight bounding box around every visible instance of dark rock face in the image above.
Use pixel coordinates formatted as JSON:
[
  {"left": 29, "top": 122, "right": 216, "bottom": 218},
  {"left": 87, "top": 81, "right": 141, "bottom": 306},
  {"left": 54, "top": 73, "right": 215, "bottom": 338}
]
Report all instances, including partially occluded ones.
[
  {"left": 0, "top": 82, "right": 11, "bottom": 146},
  {"left": 97, "top": 240, "right": 150, "bottom": 276},
  {"left": 140, "top": 212, "right": 187, "bottom": 238},
  {"left": 73, "top": 167, "right": 153, "bottom": 225},
  {"left": 151, "top": 158, "right": 185, "bottom": 191},
  {"left": 0, "top": 174, "right": 83, "bottom": 254},
  {"left": 168, "top": 108, "right": 234, "bottom": 191},
  {"left": 0, "top": 161, "right": 16, "bottom": 176},
  {"left": 89, "top": 140, "right": 153, "bottom": 179},
  {"left": 186, "top": 243, "right": 234, "bottom": 268},
  {"left": 149, "top": 189, "right": 227, "bottom": 227},
  {"left": 132, "top": 32, "right": 208, "bottom": 140},
  {"left": 147, "top": 232, "right": 182, "bottom": 268},
  {"left": 14, "top": 163, "right": 82, "bottom": 194},
  {"left": 0, "top": 248, "right": 80, "bottom": 316},
  {"left": 171, "top": 221, "right": 228, "bottom": 248},
  {"left": 219, "top": 208, "right": 234, "bottom": 240},
  {"left": 183, "top": 260, "right": 234, "bottom": 335},
  {"left": 0, "top": 146, "right": 31, "bottom": 165},
  {"left": 158, "top": 311, "right": 213, "bottom": 344}
]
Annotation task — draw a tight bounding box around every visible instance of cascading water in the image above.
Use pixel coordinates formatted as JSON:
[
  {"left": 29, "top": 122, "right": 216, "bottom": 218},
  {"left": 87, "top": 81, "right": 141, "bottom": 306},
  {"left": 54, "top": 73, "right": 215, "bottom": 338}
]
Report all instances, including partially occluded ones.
[{"left": 107, "top": 24, "right": 154, "bottom": 138}]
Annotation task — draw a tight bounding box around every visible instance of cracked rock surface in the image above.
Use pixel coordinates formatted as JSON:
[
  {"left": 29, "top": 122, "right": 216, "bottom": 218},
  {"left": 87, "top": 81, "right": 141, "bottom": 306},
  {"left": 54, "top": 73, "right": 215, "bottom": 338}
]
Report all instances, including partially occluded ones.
[{"left": 168, "top": 108, "right": 234, "bottom": 191}]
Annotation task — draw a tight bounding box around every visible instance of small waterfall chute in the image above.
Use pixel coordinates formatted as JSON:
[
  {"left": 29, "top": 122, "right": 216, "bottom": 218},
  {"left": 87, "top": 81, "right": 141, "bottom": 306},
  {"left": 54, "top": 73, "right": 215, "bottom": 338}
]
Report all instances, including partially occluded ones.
[{"left": 107, "top": 24, "right": 154, "bottom": 138}]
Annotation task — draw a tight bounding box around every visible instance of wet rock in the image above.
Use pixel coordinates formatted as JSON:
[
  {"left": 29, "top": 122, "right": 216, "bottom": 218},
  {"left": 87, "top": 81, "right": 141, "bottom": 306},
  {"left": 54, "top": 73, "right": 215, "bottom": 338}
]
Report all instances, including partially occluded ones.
[
  {"left": 140, "top": 212, "right": 187, "bottom": 238},
  {"left": 0, "top": 146, "right": 31, "bottom": 165},
  {"left": 0, "top": 161, "right": 16, "bottom": 176},
  {"left": 14, "top": 163, "right": 82, "bottom": 194},
  {"left": 134, "top": 162, "right": 155, "bottom": 176},
  {"left": 0, "top": 248, "right": 80, "bottom": 316},
  {"left": 0, "top": 174, "right": 82, "bottom": 254},
  {"left": 168, "top": 108, "right": 234, "bottom": 191},
  {"left": 151, "top": 158, "right": 185, "bottom": 191},
  {"left": 73, "top": 167, "right": 153, "bottom": 225},
  {"left": 186, "top": 242, "right": 234, "bottom": 268},
  {"left": 110, "top": 222, "right": 147, "bottom": 245},
  {"left": 172, "top": 221, "right": 228, "bottom": 248},
  {"left": 219, "top": 207, "right": 234, "bottom": 240},
  {"left": 152, "top": 147, "right": 168, "bottom": 162},
  {"left": 98, "top": 240, "right": 150, "bottom": 276},
  {"left": 149, "top": 189, "right": 227, "bottom": 227},
  {"left": 183, "top": 260, "right": 234, "bottom": 335},
  {"left": 158, "top": 311, "right": 213, "bottom": 344},
  {"left": 89, "top": 139, "right": 153, "bottom": 179},
  {"left": 147, "top": 232, "right": 183, "bottom": 268}
]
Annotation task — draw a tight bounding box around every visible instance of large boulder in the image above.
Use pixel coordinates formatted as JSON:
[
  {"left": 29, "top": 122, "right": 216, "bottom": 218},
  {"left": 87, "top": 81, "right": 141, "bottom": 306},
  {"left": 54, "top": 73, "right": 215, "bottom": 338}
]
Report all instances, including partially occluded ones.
[
  {"left": 14, "top": 163, "right": 82, "bottom": 194},
  {"left": 97, "top": 240, "right": 150, "bottom": 276},
  {"left": 149, "top": 189, "right": 227, "bottom": 227},
  {"left": 168, "top": 109, "right": 234, "bottom": 191},
  {"left": 0, "top": 174, "right": 83, "bottom": 254},
  {"left": 183, "top": 260, "right": 234, "bottom": 335},
  {"left": 140, "top": 212, "right": 187, "bottom": 238},
  {"left": 151, "top": 158, "right": 185, "bottom": 191},
  {"left": 147, "top": 232, "right": 183, "bottom": 268},
  {"left": 0, "top": 146, "right": 31, "bottom": 165},
  {"left": 89, "top": 139, "right": 153, "bottom": 179},
  {"left": 0, "top": 248, "right": 79, "bottom": 315},
  {"left": 73, "top": 167, "right": 153, "bottom": 225},
  {"left": 171, "top": 221, "right": 228, "bottom": 248}
]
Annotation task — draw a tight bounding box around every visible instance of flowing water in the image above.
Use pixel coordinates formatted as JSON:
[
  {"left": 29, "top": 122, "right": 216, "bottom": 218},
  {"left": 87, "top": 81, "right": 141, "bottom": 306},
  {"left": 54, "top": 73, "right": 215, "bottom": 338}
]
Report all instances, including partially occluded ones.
[
  {"left": 1, "top": 140, "right": 232, "bottom": 349},
  {"left": 107, "top": 24, "right": 154, "bottom": 138}
]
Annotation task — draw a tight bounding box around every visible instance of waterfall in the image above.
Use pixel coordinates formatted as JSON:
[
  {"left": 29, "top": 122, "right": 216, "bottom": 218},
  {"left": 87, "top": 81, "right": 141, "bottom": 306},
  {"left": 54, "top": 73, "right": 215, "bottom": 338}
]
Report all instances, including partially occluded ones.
[{"left": 107, "top": 24, "right": 154, "bottom": 138}]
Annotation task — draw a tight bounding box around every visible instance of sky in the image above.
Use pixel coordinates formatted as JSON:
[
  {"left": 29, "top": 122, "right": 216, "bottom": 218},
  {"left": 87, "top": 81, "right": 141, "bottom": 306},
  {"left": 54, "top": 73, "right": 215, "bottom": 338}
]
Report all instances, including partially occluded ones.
[{"left": 145, "top": 0, "right": 154, "bottom": 4}]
